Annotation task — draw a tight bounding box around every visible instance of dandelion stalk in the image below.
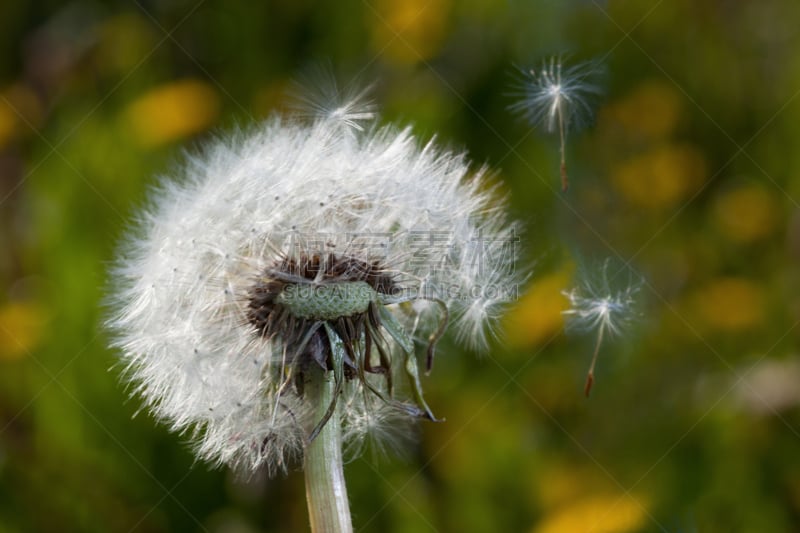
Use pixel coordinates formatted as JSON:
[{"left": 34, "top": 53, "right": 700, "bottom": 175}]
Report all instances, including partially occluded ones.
[
  {"left": 304, "top": 364, "right": 352, "bottom": 533},
  {"left": 557, "top": 108, "right": 568, "bottom": 192},
  {"left": 584, "top": 323, "right": 605, "bottom": 397}
]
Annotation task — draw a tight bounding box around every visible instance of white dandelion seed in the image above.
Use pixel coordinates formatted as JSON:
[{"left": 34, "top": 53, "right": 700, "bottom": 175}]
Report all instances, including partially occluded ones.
[
  {"left": 106, "top": 87, "right": 521, "bottom": 476},
  {"left": 288, "top": 66, "right": 376, "bottom": 132},
  {"left": 509, "top": 55, "right": 602, "bottom": 191},
  {"left": 562, "top": 260, "right": 640, "bottom": 396}
]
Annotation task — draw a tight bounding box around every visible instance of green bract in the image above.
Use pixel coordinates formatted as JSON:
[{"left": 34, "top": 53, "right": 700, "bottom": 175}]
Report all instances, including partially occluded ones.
[{"left": 276, "top": 281, "right": 377, "bottom": 320}]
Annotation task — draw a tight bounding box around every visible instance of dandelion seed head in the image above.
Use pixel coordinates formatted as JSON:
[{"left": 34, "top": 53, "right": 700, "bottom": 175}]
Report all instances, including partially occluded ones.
[{"left": 106, "top": 88, "right": 521, "bottom": 474}]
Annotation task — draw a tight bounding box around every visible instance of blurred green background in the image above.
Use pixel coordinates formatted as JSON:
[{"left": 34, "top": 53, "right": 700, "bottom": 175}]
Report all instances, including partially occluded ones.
[{"left": 2, "top": 1, "right": 800, "bottom": 531}]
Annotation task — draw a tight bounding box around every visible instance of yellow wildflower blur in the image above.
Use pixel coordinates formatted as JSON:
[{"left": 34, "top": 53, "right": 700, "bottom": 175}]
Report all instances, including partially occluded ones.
[
  {"left": 125, "top": 80, "right": 219, "bottom": 147},
  {"left": 368, "top": 0, "right": 451, "bottom": 65},
  {"left": 0, "top": 300, "right": 49, "bottom": 361},
  {"left": 603, "top": 81, "right": 682, "bottom": 141},
  {"left": 533, "top": 494, "right": 647, "bottom": 533},
  {"left": 536, "top": 463, "right": 593, "bottom": 510},
  {"left": 712, "top": 183, "right": 779, "bottom": 243},
  {"left": 612, "top": 143, "right": 706, "bottom": 210},
  {"left": 503, "top": 271, "right": 571, "bottom": 349},
  {"left": 692, "top": 277, "right": 765, "bottom": 331}
]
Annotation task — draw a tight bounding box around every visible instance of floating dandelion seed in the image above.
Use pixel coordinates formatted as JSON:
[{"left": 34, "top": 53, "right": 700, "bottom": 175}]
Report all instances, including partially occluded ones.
[
  {"left": 562, "top": 261, "right": 640, "bottom": 396},
  {"left": 509, "top": 56, "right": 602, "bottom": 191},
  {"left": 288, "top": 66, "right": 376, "bottom": 132},
  {"left": 106, "top": 81, "right": 521, "bottom": 477}
]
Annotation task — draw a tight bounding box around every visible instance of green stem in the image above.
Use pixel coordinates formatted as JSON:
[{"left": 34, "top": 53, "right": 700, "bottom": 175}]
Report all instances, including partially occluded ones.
[{"left": 304, "top": 367, "right": 352, "bottom": 533}]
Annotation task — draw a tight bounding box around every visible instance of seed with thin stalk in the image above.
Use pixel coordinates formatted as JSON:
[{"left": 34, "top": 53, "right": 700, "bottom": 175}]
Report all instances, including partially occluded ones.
[
  {"left": 508, "top": 56, "right": 603, "bottom": 191},
  {"left": 562, "top": 260, "right": 640, "bottom": 396}
]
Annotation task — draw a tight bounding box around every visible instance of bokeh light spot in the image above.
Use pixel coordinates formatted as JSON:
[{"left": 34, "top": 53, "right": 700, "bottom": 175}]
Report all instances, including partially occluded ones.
[
  {"left": 712, "top": 183, "right": 779, "bottom": 243},
  {"left": 125, "top": 80, "right": 220, "bottom": 147},
  {"left": 602, "top": 80, "right": 682, "bottom": 141},
  {"left": 503, "top": 271, "right": 570, "bottom": 349},
  {"left": 612, "top": 143, "right": 706, "bottom": 209},
  {"left": 533, "top": 494, "right": 647, "bottom": 533},
  {"left": 692, "top": 277, "right": 765, "bottom": 331},
  {"left": 0, "top": 300, "right": 49, "bottom": 361},
  {"left": 369, "top": 0, "right": 451, "bottom": 65}
]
